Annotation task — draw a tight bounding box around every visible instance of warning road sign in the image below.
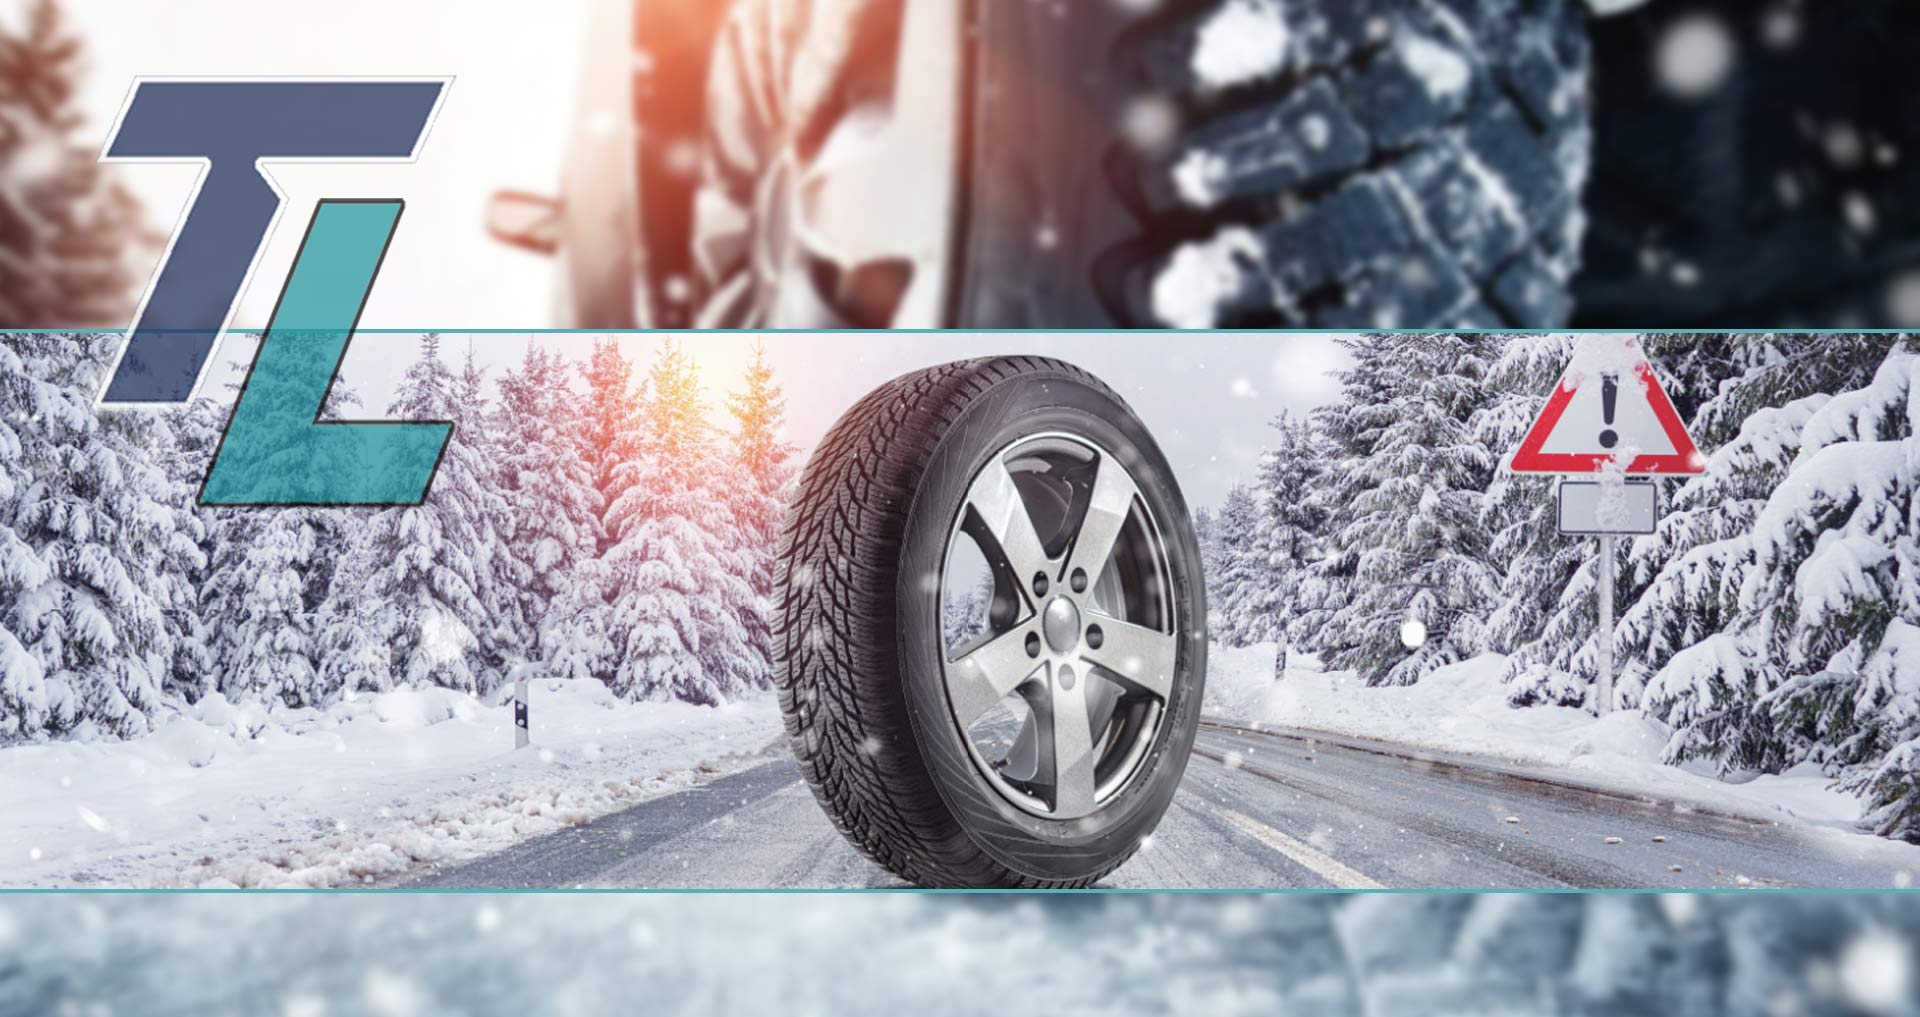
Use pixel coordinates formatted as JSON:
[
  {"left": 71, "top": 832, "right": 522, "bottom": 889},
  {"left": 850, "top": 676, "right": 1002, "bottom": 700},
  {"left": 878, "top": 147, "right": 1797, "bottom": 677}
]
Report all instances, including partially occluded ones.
[{"left": 1508, "top": 338, "right": 1706, "bottom": 476}]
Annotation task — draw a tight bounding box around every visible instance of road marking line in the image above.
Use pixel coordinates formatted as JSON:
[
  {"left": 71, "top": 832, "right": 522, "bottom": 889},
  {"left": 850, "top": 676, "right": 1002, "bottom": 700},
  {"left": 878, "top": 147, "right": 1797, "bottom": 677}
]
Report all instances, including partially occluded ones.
[{"left": 1216, "top": 808, "right": 1386, "bottom": 890}]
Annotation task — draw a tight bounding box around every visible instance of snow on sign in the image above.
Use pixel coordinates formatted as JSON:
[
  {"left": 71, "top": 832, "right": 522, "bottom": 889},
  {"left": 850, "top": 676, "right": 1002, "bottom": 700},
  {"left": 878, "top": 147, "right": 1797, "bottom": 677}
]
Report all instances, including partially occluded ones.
[{"left": 1508, "top": 337, "right": 1707, "bottom": 476}]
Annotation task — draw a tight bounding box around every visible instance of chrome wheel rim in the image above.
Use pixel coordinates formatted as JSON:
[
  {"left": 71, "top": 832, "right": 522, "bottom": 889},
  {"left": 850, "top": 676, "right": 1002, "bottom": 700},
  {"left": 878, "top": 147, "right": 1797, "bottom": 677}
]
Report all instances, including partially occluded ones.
[{"left": 939, "top": 432, "right": 1179, "bottom": 820}]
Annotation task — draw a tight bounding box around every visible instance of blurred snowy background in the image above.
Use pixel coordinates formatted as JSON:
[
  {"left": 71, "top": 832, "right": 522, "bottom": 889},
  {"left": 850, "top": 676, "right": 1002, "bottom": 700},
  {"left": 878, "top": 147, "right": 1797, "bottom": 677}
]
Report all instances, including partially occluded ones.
[{"left": 5, "top": 893, "right": 1920, "bottom": 1016}]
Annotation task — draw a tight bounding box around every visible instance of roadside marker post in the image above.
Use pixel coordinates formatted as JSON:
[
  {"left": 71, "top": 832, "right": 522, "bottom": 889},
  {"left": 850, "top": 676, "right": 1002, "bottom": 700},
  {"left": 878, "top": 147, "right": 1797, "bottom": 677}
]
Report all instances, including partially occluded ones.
[
  {"left": 508, "top": 661, "right": 546, "bottom": 749},
  {"left": 515, "top": 675, "right": 529, "bottom": 749},
  {"left": 1508, "top": 337, "right": 1706, "bottom": 715}
]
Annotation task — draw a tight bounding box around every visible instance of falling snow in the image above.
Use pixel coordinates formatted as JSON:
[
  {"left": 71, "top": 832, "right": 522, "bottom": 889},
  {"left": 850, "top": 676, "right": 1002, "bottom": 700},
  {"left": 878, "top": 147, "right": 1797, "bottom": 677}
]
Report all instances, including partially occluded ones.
[
  {"left": 1887, "top": 272, "right": 1920, "bottom": 326},
  {"left": 1839, "top": 931, "right": 1913, "bottom": 1014},
  {"left": 362, "top": 970, "right": 426, "bottom": 1017},
  {"left": 1655, "top": 14, "right": 1736, "bottom": 99}
]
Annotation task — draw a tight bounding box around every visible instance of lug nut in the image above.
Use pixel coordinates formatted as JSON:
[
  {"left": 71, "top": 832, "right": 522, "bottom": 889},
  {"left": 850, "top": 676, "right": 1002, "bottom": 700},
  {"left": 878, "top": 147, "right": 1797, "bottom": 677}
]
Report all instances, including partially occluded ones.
[
  {"left": 1025, "top": 632, "right": 1042, "bottom": 658},
  {"left": 1071, "top": 568, "right": 1088, "bottom": 593},
  {"left": 1032, "top": 573, "right": 1049, "bottom": 598},
  {"left": 1086, "top": 625, "right": 1104, "bottom": 650}
]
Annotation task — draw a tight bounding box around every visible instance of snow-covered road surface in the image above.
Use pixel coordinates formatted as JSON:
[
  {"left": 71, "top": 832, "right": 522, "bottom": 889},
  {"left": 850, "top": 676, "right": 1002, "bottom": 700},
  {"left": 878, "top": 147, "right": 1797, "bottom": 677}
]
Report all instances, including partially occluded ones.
[{"left": 409, "top": 722, "right": 1920, "bottom": 890}]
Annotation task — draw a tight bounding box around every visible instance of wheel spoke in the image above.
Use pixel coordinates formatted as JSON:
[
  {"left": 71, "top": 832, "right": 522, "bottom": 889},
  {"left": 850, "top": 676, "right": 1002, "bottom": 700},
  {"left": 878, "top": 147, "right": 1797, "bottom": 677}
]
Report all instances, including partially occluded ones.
[
  {"left": 948, "top": 621, "right": 1044, "bottom": 728},
  {"left": 1081, "top": 618, "right": 1177, "bottom": 701},
  {"left": 1038, "top": 669, "right": 1098, "bottom": 818},
  {"left": 1062, "top": 453, "right": 1139, "bottom": 591},
  {"left": 791, "top": 0, "right": 961, "bottom": 326},
  {"left": 965, "top": 459, "right": 1053, "bottom": 582}
]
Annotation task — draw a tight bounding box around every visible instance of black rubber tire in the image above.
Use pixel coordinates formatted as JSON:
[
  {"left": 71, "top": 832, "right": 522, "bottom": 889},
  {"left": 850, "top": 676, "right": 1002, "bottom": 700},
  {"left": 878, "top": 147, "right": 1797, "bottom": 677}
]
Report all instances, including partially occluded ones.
[
  {"left": 774, "top": 357, "right": 1207, "bottom": 888},
  {"left": 690, "top": 0, "right": 1591, "bottom": 330},
  {"left": 962, "top": 0, "right": 1593, "bottom": 330}
]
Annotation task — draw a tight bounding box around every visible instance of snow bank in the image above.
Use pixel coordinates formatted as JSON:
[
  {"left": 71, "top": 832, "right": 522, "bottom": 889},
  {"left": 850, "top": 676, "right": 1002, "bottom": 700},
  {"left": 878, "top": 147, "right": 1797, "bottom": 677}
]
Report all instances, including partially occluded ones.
[
  {"left": 1206, "top": 643, "right": 1869, "bottom": 828},
  {"left": 0, "top": 681, "right": 782, "bottom": 887}
]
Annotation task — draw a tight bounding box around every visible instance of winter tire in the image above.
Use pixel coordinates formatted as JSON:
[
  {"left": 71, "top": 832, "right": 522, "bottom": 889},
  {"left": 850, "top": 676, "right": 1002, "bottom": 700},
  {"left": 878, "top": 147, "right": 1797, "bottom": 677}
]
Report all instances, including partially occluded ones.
[
  {"left": 774, "top": 357, "right": 1206, "bottom": 888},
  {"left": 686, "top": 0, "right": 1591, "bottom": 330}
]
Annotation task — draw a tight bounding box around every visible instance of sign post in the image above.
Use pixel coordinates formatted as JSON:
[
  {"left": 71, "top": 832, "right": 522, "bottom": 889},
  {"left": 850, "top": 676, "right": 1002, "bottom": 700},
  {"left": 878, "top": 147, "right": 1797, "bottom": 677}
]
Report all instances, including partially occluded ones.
[
  {"left": 1597, "top": 534, "right": 1616, "bottom": 714},
  {"left": 1507, "top": 337, "right": 1706, "bottom": 715}
]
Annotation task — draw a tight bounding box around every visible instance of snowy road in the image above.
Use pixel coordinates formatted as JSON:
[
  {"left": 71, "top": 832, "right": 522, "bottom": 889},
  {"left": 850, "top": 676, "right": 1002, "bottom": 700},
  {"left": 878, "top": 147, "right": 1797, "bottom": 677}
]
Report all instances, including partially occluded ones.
[{"left": 408, "top": 722, "right": 1920, "bottom": 890}]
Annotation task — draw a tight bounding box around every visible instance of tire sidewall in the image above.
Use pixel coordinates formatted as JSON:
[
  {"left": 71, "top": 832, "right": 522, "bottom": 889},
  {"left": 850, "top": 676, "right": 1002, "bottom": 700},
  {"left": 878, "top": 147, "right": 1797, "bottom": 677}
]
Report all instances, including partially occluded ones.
[{"left": 895, "top": 368, "right": 1206, "bottom": 882}]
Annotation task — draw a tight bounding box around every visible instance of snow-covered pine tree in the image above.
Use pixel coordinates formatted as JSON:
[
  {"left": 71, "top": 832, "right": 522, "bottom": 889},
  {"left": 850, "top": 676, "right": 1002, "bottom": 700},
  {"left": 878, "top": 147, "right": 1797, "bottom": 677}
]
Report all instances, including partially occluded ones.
[
  {"left": 579, "top": 338, "right": 644, "bottom": 554},
  {"left": 494, "top": 343, "right": 609, "bottom": 680},
  {"left": 942, "top": 572, "right": 994, "bottom": 649},
  {"left": 1193, "top": 503, "right": 1219, "bottom": 599},
  {"left": 454, "top": 345, "right": 526, "bottom": 682},
  {"left": 602, "top": 340, "right": 759, "bottom": 704},
  {"left": 0, "top": 2, "right": 181, "bottom": 740},
  {"left": 196, "top": 353, "right": 371, "bottom": 708},
  {"left": 1700, "top": 344, "right": 1918, "bottom": 829},
  {"left": 1295, "top": 340, "right": 1402, "bottom": 668},
  {"left": 0, "top": 0, "right": 150, "bottom": 330},
  {"left": 1473, "top": 334, "right": 1575, "bottom": 661},
  {"left": 1613, "top": 337, "right": 1896, "bottom": 744},
  {"left": 1245, "top": 411, "right": 1330, "bottom": 672},
  {"left": 332, "top": 334, "right": 498, "bottom": 695},
  {"left": 200, "top": 504, "right": 324, "bottom": 705},
  {"left": 154, "top": 396, "right": 225, "bottom": 700},
  {"left": 310, "top": 523, "right": 390, "bottom": 698},
  {"left": 1207, "top": 483, "right": 1262, "bottom": 646},
  {"left": 725, "top": 341, "right": 796, "bottom": 687},
  {"left": 0, "top": 335, "right": 194, "bottom": 738},
  {"left": 1307, "top": 334, "right": 1501, "bottom": 686},
  {"left": 0, "top": 338, "right": 59, "bottom": 737}
]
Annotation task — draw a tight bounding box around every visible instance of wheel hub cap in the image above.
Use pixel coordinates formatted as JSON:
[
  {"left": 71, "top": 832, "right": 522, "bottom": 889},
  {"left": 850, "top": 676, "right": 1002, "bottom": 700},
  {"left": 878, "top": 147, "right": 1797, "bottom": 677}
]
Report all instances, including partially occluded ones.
[
  {"left": 941, "top": 433, "right": 1181, "bottom": 821},
  {"left": 1042, "top": 596, "right": 1081, "bottom": 654}
]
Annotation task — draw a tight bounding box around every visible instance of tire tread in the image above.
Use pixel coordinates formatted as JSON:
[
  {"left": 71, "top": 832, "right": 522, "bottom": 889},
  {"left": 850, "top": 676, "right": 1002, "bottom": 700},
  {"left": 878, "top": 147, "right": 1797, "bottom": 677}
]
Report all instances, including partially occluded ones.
[{"left": 775, "top": 357, "right": 1138, "bottom": 889}]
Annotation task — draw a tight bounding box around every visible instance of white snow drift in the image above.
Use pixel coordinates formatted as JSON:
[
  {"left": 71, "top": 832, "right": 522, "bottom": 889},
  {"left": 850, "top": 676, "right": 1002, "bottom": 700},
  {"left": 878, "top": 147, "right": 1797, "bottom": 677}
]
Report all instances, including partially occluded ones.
[{"left": 0, "top": 679, "right": 782, "bottom": 888}]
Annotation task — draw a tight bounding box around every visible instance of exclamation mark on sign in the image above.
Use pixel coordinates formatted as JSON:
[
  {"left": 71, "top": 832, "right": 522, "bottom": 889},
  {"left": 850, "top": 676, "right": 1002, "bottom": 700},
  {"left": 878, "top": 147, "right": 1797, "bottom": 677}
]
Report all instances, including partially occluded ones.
[{"left": 1598, "top": 375, "right": 1620, "bottom": 450}]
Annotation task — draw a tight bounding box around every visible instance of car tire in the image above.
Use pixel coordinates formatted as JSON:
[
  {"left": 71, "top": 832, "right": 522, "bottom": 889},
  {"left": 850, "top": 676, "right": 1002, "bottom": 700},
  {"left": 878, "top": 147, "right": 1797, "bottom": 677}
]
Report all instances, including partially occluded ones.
[
  {"left": 691, "top": 0, "right": 1592, "bottom": 330},
  {"left": 774, "top": 356, "right": 1206, "bottom": 888}
]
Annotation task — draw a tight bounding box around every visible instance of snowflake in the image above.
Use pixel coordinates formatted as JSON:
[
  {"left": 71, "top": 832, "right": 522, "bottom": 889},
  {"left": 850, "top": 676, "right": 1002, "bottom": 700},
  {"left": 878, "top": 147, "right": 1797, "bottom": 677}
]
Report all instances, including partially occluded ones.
[
  {"left": 1838, "top": 930, "right": 1912, "bottom": 1015},
  {"left": 1120, "top": 95, "right": 1179, "bottom": 153},
  {"left": 419, "top": 608, "right": 474, "bottom": 665},
  {"left": 282, "top": 994, "right": 328, "bottom": 1017},
  {"left": 361, "top": 970, "right": 425, "bottom": 1017},
  {"left": 1655, "top": 14, "right": 1735, "bottom": 100}
]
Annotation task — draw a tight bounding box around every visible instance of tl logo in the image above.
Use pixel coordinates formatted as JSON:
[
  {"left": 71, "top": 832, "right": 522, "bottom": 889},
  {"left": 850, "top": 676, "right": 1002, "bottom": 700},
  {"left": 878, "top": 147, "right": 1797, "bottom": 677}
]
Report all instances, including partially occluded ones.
[{"left": 100, "top": 80, "right": 454, "bottom": 506}]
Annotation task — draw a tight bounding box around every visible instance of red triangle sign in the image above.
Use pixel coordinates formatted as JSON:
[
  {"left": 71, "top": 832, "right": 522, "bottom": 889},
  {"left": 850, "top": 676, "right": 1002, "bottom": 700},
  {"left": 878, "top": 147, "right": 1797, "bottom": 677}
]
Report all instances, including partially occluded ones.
[{"left": 1508, "top": 337, "right": 1706, "bottom": 476}]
